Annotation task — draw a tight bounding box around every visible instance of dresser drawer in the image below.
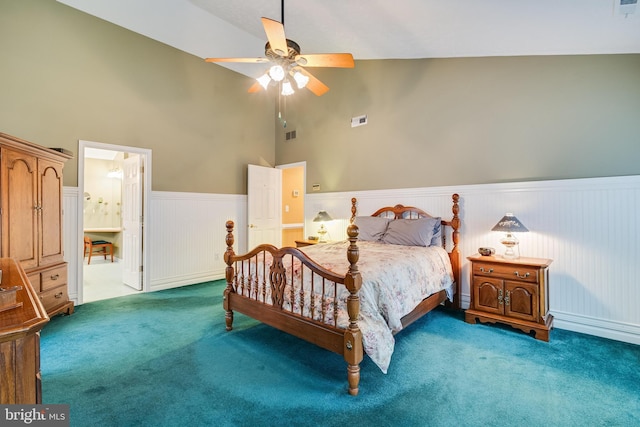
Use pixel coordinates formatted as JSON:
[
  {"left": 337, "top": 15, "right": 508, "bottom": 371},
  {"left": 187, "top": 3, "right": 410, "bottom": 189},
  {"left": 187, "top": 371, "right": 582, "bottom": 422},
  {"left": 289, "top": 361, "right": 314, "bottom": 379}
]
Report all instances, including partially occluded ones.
[
  {"left": 28, "top": 273, "right": 41, "bottom": 292},
  {"left": 40, "top": 285, "right": 69, "bottom": 312},
  {"left": 40, "top": 265, "right": 67, "bottom": 292},
  {"left": 472, "top": 262, "right": 538, "bottom": 283}
]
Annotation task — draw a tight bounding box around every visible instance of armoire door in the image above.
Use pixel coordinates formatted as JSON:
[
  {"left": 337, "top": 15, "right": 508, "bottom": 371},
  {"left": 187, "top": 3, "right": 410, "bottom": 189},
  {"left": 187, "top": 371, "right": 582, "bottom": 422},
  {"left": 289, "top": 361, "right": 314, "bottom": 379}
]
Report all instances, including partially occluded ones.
[
  {"left": 1, "top": 148, "right": 39, "bottom": 269},
  {"left": 38, "top": 158, "right": 65, "bottom": 267}
]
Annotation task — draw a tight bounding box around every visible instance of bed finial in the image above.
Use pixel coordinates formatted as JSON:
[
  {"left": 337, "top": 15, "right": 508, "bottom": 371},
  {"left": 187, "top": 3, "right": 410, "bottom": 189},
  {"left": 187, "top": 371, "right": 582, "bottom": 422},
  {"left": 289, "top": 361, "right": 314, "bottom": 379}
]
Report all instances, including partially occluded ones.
[{"left": 351, "top": 198, "right": 357, "bottom": 223}]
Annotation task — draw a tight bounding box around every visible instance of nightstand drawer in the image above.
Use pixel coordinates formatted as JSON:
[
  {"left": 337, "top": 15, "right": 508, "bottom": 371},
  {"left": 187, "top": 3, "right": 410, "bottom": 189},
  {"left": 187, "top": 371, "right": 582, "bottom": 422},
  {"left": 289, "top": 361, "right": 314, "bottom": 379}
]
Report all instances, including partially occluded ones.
[{"left": 472, "top": 262, "right": 538, "bottom": 283}]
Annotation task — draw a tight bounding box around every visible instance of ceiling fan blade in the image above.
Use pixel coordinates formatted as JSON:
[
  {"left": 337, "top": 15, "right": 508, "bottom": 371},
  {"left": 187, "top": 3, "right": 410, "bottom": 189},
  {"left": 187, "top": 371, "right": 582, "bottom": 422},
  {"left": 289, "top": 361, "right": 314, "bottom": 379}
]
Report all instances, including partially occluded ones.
[
  {"left": 295, "top": 53, "right": 354, "bottom": 68},
  {"left": 247, "top": 81, "right": 263, "bottom": 93},
  {"left": 294, "top": 67, "right": 329, "bottom": 96},
  {"left": 205, "top": 57, "right": 269, "bottom": 64},
  {"left": 261, "top": 17, "right": 288, "bottom": 56}
]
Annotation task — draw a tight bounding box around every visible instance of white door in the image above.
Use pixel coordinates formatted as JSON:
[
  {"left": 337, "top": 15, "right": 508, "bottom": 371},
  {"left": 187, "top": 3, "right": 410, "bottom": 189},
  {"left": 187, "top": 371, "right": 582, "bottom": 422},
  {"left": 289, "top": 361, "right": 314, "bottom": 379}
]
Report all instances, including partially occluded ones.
[
  {"left": 247, "top": 164, "right": 282, "bottom": 249},
  {"left": 122, "top": 154, "right": 143, "bottom": 290}
]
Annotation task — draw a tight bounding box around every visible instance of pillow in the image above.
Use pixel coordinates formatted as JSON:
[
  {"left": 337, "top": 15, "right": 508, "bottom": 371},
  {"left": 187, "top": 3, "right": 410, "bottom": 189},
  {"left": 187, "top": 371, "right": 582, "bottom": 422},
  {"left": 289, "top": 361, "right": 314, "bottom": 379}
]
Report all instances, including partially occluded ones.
[
  {"left": 354, "top": 216, "right": 390, "bottom": 242},
  {"left": 430, "top": 217, "right": 442, "bottom": 247},
  {"left": 382, "top": 217, "right": 440, "bottom": 247}
]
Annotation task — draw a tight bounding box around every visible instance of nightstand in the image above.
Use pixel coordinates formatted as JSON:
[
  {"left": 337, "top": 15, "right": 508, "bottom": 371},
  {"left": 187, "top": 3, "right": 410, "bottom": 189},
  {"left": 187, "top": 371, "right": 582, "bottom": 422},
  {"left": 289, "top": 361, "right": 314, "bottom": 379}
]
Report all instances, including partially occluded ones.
[
  {"left": 465, "top": 254, "right": 553, "bottom": 341},
  {"left": 295, "top": 239, "right": 318, "bottom": 248}
]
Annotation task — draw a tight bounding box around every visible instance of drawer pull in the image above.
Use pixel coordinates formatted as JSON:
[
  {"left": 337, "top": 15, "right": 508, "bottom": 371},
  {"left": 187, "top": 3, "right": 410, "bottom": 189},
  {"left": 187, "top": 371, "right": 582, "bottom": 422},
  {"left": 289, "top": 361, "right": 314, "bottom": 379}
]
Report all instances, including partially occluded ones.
[
  {"left": 50, "top": 274, "right": 60, "bottom": 280},
  {"left": 55, "top": 292, "right": 64, "bottom": 299},
  {"left": 514, "top": 271, "right": 530, "bottom": 279},
  {"left": 479, "top": 267, "right": 494, "bottom": 274},
  {"left": 504, "top": 291, "right": 510, "bottom": 306},
  {"left": 498, "top": 289, "right": 503, "bottom": 304}
]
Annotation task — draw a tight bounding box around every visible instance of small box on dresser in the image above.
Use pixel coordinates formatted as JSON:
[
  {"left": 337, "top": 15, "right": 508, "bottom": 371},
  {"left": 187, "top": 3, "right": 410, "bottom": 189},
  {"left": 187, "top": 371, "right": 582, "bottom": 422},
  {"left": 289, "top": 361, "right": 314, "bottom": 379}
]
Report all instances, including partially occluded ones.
[{"left": 465, "top": 254, "right": 553, "bottom": 341}]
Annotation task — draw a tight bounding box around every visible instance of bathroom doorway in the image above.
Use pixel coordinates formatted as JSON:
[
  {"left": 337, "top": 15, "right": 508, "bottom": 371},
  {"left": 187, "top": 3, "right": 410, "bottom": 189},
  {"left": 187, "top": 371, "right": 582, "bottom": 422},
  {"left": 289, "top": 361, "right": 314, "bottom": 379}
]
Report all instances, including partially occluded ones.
[{"left": 78, "top": 140, "right": 151, "bottom": 304}]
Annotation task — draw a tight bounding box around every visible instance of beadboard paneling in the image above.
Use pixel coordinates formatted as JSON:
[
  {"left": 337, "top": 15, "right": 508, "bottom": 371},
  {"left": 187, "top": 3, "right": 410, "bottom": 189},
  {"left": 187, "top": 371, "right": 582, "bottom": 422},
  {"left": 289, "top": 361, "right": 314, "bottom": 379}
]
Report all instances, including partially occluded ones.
[
  {"left": 63, "top": 175, "right": 640, "bottom": 345},
  {"left": 148, "top": 191, "right": 246, "bottom": 291},
  {"left": 306, "top": 176, "right": 640, "bottom": 344},
  {"left": 63, "top": 187, "right": 80, "bottom": 305}
]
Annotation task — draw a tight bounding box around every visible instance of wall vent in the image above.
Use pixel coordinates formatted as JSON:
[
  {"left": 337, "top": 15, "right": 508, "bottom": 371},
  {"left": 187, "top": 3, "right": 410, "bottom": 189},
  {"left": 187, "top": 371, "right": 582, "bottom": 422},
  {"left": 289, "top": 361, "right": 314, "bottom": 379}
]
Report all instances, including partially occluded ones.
[{"left": 285, "top": 130, "right": 297, "bottom": 140}]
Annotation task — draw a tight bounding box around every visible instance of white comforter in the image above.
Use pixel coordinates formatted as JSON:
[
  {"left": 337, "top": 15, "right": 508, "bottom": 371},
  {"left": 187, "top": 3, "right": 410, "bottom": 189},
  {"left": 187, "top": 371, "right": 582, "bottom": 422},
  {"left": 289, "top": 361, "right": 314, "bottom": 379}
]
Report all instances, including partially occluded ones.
[{"left": 297, "top": 241, "right": 454, "bottom": 373}]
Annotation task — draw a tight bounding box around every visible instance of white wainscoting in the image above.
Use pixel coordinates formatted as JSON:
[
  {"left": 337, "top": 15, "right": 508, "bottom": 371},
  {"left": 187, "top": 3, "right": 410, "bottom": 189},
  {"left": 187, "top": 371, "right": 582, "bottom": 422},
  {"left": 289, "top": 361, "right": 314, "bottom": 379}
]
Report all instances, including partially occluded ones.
[
  {"left": 63, "top": 187, "right": 80, "bottom": 304},
  {"left": 63, "top": 190, "right": 246, "bottom": 303},
  {"left": 305, "top": 176, "right": 640, "bottom": 345},
  {"left": 63, "top": 175, "right": 640, "bottom": 345},
  {"left": 148, "top": 191, "right": 246, "bottom": 291}
]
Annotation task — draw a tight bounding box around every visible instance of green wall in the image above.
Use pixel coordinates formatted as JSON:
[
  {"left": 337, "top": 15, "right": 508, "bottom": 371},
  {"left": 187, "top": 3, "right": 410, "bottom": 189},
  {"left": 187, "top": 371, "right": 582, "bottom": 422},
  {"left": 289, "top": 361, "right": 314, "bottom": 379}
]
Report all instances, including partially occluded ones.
[
  {"left": 0, "top": 0, "right": 274, "bottom": 193},
  {"left": 3, "top": 1, "right": 639, "bottom": 195},
  {"left": 275, "top": 55, "right": 640, "bottom": 192}
]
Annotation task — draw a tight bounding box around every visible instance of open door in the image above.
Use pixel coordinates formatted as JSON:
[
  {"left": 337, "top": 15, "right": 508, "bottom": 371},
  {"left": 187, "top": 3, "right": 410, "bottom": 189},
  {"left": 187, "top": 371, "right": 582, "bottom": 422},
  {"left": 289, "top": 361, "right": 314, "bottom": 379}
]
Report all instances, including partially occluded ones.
[
  {"left": 247, "top": 164, "right": 282, "bottom": 249},
  {"left": 122, "top": 154, "right": 143, "bottom": 290}
]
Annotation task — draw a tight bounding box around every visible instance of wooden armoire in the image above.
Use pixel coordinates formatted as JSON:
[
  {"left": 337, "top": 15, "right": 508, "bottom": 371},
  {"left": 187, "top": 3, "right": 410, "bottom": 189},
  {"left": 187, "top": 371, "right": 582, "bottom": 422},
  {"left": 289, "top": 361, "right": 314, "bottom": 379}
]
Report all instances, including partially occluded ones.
[{"left": 0, "top": 132, "right": 73, "bottom": 317}]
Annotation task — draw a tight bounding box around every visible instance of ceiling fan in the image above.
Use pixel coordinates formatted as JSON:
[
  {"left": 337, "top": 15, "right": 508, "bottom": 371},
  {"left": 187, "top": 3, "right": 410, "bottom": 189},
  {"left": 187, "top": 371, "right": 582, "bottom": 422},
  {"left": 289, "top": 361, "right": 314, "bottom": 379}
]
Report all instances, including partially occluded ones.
[{"left": 205, "top": 2, "right": 354, "bottom": 97}]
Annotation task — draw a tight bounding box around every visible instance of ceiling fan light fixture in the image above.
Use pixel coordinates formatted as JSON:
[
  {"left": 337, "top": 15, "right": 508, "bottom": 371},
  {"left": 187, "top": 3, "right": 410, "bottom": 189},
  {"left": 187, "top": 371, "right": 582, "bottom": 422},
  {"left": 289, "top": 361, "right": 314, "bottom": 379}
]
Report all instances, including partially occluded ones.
[
  {"left": 293, "top": 71, "right": 309, "bottom": 89},
  {"left": 256, "top": 73, "right": 271, "bottom": 89},
  {"left": 269, "top": 64, "right": 285, "bottom": 82},
  {"left": 281, "top": 80, "right": 295, "bottom": 96}
]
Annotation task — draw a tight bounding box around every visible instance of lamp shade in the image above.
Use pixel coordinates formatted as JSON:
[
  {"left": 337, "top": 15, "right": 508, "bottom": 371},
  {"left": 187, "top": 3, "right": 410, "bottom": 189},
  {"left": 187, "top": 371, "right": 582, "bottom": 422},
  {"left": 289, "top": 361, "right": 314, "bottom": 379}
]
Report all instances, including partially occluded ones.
[
  {"left": 313, "top": 211, "right": 333, "bottom": 222},
  {"left": 491, "top": 213, "right": 528, "bottom": 233}
]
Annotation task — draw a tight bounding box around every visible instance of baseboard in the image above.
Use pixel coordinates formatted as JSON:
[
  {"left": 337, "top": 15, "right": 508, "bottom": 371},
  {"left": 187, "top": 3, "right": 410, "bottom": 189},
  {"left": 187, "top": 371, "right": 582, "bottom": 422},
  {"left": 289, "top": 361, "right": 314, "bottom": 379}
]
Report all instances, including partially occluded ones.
[
  {"left": 552, "top": 310, "right": 640, "bottom": 345},
  {"left": 149, "top": 270, "right": 225, "bottom": 292}
]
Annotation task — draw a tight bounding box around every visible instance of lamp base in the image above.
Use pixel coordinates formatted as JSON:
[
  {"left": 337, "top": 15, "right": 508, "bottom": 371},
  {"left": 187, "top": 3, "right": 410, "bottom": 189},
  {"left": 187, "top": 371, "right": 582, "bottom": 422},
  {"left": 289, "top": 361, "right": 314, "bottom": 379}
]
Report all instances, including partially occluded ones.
[
  {"left": 317, "top": 225, "right": 328, "bottom": 243},
  {"left": 500, "top": 233, "right": 519, "bottom": 259}
]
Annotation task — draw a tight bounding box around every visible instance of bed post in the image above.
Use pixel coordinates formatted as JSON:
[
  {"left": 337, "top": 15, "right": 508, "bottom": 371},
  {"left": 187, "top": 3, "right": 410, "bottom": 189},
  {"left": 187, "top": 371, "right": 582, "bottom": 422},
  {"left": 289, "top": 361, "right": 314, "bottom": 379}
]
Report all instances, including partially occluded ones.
[
  {"left": 343, "top": 222, "right": 363, "bottom": 395},
  {"left": 223, "top": 220, "right": 236, "bottom": 331},
  {"left": 450, "top": 194, "right": 461, "bottom": 310}
]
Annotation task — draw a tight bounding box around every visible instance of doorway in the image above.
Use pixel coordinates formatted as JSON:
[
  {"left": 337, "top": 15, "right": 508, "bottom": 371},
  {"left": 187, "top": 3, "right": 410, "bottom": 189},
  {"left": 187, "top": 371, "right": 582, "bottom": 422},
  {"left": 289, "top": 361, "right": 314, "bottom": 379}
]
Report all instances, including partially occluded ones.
[
  {"left": 247, "top": 161, "right": 306, "bottom": 249},
  {"left": 77, "top": 140, "right": 152, "bottom": 304}
]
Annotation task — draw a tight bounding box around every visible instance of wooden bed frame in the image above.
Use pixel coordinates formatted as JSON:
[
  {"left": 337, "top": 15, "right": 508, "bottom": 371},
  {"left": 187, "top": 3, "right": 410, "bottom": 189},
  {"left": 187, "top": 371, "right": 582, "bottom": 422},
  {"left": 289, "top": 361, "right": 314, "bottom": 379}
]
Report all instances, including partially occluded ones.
[{"left": 223, "top": 194, "right": 460, "bottom": 395}]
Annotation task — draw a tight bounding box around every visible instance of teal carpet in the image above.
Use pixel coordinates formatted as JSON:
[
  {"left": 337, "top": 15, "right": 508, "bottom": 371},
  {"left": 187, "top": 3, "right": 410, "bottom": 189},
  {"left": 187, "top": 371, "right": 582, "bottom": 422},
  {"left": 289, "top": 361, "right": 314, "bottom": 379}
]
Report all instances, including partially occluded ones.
[{"left": 40, "top": 281, "right": 640, "bottom": 426}]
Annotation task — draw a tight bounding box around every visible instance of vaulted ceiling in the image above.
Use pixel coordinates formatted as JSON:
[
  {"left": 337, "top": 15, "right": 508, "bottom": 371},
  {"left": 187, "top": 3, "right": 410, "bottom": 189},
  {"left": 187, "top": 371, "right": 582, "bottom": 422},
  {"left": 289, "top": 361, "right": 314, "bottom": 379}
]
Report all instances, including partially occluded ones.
[{"left": 58, "top": 0, "right": 640, "bottom": 77}]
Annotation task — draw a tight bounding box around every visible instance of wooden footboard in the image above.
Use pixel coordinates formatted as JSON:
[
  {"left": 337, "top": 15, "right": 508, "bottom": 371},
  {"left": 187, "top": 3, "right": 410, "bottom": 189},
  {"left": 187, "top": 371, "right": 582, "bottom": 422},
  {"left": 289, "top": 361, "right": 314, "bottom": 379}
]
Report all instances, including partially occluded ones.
[
  {"left": 224, "top": 221, "right": 364, "bottom": 395},
  {"left": 223, "top": 193, "right": 461, "bottom": 395}
]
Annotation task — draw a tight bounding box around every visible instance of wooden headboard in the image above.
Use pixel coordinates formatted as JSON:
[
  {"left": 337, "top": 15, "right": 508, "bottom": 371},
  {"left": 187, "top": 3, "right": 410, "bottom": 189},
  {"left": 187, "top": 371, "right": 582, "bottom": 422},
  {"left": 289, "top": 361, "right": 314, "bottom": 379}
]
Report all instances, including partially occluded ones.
[{"left": 349, "top": 194, "right": 461, "bottom": 309}]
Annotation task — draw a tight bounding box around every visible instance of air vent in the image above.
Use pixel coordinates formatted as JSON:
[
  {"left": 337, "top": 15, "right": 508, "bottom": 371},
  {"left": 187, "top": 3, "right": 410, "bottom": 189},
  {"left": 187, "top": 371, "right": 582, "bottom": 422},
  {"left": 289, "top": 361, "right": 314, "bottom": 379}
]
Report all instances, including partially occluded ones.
[
  {"left": 618, "top": 0, "right": 637, "bottom": 16},
  {"left": 285, "top": 130, "right": 297, "bottom": 141}
]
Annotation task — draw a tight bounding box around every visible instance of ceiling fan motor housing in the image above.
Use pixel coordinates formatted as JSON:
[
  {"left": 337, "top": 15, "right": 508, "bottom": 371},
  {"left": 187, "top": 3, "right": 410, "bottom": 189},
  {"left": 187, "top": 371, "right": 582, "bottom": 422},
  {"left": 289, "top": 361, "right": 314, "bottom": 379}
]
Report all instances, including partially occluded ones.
[{"left": 265, "top": 39, "right": 301, "bottom": 61}]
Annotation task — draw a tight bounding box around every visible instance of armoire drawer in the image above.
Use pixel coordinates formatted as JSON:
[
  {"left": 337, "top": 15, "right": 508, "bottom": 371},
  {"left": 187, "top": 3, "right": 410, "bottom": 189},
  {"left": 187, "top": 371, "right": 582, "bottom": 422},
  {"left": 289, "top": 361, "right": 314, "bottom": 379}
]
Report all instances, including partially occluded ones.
[
  {"left": 40, "top": 285, "right": 69, "bottom": 312},
  {"left": 40, "top": 265, "right": 68, "bottom": 292}
]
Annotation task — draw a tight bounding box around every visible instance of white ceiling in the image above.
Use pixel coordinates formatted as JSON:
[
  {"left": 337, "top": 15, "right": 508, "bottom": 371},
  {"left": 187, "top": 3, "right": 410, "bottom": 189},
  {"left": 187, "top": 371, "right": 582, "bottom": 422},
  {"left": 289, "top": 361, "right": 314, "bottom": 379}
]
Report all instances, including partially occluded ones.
[{"left": 58, "top": 0, "right": 639, "bottom": 77}]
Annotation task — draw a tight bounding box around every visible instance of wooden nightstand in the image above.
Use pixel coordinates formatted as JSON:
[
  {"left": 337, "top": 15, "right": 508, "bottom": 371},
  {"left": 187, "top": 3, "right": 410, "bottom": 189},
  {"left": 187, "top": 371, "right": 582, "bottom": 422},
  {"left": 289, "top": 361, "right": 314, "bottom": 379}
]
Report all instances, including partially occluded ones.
[
  {"left": 295, "top": 239, "right": 319, "bottom": 248},
  {"left": 465, "top": 254, "right": 553, "bottom": 341}
]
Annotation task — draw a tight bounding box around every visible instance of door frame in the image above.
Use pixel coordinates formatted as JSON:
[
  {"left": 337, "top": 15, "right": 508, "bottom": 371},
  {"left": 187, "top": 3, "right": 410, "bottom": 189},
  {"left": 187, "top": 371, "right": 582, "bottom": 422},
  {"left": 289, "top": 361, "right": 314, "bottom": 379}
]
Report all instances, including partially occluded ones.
[
  {"left": 77, "top": 140, "right": 152, "bottom": 304},
  {"left": 277, "top": 161, "right": 307, "bottom": 240}
]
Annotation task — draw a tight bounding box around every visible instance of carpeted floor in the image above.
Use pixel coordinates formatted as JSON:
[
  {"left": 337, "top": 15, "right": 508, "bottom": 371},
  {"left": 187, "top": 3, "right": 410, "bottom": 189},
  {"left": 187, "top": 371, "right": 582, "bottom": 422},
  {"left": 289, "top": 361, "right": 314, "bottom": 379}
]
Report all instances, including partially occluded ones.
[{"left": 40, "top": 280, "right": 640, "bottom": 426}]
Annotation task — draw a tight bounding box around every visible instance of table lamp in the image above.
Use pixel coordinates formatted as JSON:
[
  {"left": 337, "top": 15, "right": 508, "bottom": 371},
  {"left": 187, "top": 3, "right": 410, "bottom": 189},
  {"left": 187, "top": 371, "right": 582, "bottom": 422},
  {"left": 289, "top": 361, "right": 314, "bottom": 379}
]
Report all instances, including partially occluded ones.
[{"left": 491, "top": 213, "right": 529, "bottom": 259}]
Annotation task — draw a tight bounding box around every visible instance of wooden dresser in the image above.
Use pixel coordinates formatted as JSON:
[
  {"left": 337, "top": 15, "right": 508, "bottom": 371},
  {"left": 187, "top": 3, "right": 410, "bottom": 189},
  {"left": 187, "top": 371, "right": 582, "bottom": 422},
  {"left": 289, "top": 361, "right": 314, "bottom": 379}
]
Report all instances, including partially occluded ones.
[
  {"left": 0, "top": 132, "right": 73, "bottom": 317},
  {"left": 0, "top": 258, "right": 49, "bottom": 404}
]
